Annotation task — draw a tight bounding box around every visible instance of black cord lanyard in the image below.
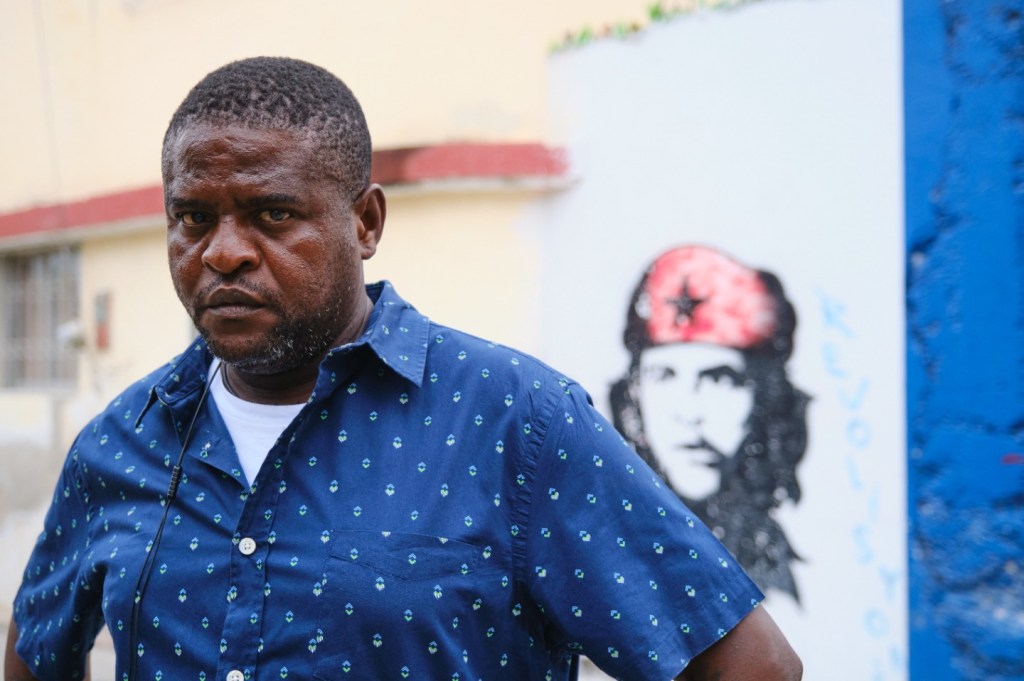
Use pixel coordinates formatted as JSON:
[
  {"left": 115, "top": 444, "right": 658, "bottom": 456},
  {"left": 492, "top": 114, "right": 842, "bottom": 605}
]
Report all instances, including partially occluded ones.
[{"left": 127, "top": 362, "right": 220, "bottom": 681}]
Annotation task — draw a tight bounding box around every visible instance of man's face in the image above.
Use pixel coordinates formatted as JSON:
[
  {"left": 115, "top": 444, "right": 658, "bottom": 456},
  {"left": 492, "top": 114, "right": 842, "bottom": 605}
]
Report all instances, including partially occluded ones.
[
  {"left": 164, "top": 123, "right": 378, "bottom": 374},
  {"left": 637, "top": 343, "right": 754, "bottom": 501}
]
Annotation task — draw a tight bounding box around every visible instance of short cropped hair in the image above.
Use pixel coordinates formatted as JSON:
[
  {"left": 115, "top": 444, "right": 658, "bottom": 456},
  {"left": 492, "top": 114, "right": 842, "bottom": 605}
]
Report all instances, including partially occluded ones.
[{"left": 162, "top": 56, "right": 371, "bottom": 200}]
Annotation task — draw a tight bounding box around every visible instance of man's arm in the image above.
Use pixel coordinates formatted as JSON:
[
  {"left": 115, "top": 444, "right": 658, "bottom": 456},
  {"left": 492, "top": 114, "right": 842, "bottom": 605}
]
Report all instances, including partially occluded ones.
[
  {"left": 4, "top": 621, "right": 92, "bottom": 681},
  {"left": 676, "top": 606, "right": 802, "bottom": 681},
  {"left": 4, "top": 621, "right": 37, "bottom": 681}
]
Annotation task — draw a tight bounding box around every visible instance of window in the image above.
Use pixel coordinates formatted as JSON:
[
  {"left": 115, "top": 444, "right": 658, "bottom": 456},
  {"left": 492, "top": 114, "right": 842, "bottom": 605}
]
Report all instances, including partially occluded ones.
[{"left": 0, "top": 246, "right": 80, "bottom": 388}]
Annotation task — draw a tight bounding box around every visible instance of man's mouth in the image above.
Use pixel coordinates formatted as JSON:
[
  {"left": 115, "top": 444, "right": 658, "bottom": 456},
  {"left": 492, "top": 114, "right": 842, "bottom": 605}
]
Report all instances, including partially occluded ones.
[
  {"left": 678, "top": 440, "right": 725, "bottom": 465},
  {"left": 200, "top": 288, "right": 266, "bottom": 317}
]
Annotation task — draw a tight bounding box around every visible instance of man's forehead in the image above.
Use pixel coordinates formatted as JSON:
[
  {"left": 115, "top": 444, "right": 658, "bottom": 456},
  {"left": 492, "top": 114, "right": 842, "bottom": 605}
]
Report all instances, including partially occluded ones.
[
  {"left": 161, "top": 114, "right": 351, "bottom": 194},
  {"left": 168, "top": 120, "right": 312, "bottom": 150},
  {"left": 162, "top": 125, "right": 326, "bottom": 195},
  {"left": 164, "top": 123, "right": 316, "bottom": 173}
]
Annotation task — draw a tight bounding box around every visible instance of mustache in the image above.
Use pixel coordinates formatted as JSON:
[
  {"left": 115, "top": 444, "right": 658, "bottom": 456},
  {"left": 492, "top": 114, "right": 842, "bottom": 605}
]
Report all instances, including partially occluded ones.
[
  {"left": 680, "top": 438, "right": 728, "bottom": 462},
  {"left": 193, "top": 277, "right": 279, "bottom": 310}
]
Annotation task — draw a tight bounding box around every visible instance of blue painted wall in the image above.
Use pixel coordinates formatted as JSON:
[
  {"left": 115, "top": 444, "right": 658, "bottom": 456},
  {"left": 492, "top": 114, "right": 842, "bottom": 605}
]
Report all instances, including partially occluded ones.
[{"left": 905, "top": 1, "right": 1024, "bottom": 679}]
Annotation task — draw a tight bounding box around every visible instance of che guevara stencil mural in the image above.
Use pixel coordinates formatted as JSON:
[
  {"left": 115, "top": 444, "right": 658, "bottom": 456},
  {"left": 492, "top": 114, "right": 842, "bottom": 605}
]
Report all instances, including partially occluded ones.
[{"left": 609, "top": 245, "right": 810, "bottom": 602}]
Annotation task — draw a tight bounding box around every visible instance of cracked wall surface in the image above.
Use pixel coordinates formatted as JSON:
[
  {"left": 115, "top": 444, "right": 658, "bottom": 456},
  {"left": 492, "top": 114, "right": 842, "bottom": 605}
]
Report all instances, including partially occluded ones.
[{"left": 905, "top": 1, "right": 1024, "bottom": 679}]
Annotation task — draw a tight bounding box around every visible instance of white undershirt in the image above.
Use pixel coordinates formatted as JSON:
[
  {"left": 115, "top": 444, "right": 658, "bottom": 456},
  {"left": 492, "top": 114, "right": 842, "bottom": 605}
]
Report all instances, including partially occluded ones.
[{"left": 208, "top": 359, "right": 305, "bottom": 486}]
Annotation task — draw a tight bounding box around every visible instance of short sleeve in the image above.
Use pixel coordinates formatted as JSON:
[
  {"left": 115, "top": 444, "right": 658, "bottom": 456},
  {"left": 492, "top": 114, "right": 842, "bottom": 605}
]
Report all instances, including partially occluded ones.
[
  {"left": 12, "top": 439, "right": 105, "bottom": 681},
  {"left": 524, "top": 384, "right": 763, "bottom": 680}
]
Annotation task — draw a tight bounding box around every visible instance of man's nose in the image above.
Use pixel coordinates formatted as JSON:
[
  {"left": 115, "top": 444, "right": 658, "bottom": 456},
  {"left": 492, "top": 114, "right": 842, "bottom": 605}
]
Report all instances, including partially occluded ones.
[
  {"left": 673, "top": 388, "right": 706, "bottom": 426},
  {"left": 201, "top": 217, "right": 259, "bottom": 274},
  {"left": 674, "top": 412, "right": 704, "bottom": 427}
]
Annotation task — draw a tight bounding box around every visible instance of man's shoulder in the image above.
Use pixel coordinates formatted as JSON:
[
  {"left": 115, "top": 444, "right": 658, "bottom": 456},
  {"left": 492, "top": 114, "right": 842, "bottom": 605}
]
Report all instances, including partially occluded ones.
[
  {"left": 373, "top": 284, "right": 584, "bottom": 405},
  {"left": 427, "top": 322, "right": 561, "bottom": 374},
  {"left": 91, "top": 341, "right": 207, "bottom": 425},
  {"left": 421, "top": 320, "right": 585, "bottom": 403}
]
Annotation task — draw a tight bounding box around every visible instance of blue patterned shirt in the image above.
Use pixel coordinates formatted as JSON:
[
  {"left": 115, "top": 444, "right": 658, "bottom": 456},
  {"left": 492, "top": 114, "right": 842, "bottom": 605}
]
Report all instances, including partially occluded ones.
[{"left": 13, "top": 281, "right": 761, "bottom": 681}]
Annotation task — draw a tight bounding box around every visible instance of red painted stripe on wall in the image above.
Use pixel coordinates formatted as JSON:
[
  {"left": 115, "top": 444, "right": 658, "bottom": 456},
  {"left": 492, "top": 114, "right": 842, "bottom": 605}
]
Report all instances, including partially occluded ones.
[
  {"left": 0, "top": 186, "right": 165, "bottom": 240},
  {"left": 372, "top": 143, "right": 567, "bottom": 185},
  {"left": 0, "top": 143, "right": 567, "bottom": 242}
]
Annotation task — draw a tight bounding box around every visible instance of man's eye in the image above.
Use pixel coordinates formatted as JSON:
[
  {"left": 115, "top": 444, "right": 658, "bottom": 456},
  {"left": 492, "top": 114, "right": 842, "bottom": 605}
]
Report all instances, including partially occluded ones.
[
  {"left": 643, "top": 366, "right": 676, "bottom": 382},
  {"left": 259, "top": 209, "right": 291, "bottom": 223},
  {"left": 699, "top": 366, "right": 745, "bottom": 387},
  {"left": 179, "top": 212, "right": 208, "bottom": 227}
]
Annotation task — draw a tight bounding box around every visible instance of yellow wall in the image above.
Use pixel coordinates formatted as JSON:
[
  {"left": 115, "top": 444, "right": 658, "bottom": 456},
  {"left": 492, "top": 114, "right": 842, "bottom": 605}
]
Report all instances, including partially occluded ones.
[
  {"left": 1, "top": 0, "right": 650, "bottom": 211},
  {"left": 367, "top": 189, "right": 544, "bottom": 353},
  {"left": 77, "top": 227, "right": 191, "bottom": 389}
]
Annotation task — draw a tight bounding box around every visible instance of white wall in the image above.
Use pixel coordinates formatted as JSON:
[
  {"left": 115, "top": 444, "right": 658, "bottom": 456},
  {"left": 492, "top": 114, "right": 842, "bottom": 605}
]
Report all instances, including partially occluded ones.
[{"left": 531, "top": 1, "right": 906, "bottom": 678}]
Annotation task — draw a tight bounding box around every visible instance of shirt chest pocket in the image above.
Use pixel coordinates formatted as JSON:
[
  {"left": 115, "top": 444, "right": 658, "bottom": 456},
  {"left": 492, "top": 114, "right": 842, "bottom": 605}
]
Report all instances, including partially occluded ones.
[
  {"left": 331, "top": 530, "right": 490, "bottom": 582},
  {"left": 314, "top": 530, "right": 508, "bottom": 680}
]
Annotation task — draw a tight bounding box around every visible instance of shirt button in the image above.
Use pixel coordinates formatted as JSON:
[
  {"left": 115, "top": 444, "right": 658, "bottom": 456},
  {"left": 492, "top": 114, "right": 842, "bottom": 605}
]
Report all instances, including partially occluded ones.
[
  {"left": 239, "top": 537, "right": 257, "bottom": 556},
  {"left": 226, "top": 670, "right": 244, "bottom": 681}
]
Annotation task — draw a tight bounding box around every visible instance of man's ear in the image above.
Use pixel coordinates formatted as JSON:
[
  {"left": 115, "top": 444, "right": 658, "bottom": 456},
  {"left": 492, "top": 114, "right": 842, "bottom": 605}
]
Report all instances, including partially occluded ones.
[{"left": 353, "top": 183, "right": 386, "bottom": 260}]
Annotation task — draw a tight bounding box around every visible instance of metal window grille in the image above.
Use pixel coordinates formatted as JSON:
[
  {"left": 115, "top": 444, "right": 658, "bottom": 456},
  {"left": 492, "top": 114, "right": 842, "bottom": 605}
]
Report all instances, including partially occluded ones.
[{"left": 0, "top": 246, "right": 80, "bottom": 389}]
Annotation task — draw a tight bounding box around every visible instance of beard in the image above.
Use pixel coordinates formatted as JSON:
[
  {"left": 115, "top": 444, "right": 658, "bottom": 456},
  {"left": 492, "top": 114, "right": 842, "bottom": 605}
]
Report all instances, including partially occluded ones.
[
  {"left": 200, "top": 310, "right": 343, "bottom": 375},
  {"left": 183, "top": 277, "right": 353, "bottom": 376}
]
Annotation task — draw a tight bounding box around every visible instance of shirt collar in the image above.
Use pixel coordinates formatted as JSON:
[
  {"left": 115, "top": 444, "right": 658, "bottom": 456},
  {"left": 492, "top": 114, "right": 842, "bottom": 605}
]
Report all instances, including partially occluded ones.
[
  {"left": 134, "top": 337, "right": 213, "bottom": 438},
  {"left": 343, "top": 280, "right": 430, "bottom": 388},
  {"left": 142, "top": 280, "right": 429, "bottom": 421}
]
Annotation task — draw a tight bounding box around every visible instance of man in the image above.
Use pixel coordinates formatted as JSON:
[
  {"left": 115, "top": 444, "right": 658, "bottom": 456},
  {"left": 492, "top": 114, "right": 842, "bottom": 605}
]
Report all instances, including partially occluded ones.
[
  {"left": 610, "top": 245, "right": 810, "bottom": 602},
  {"left": 5, "top": 57, "right": 801, "bottom": 681}
]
